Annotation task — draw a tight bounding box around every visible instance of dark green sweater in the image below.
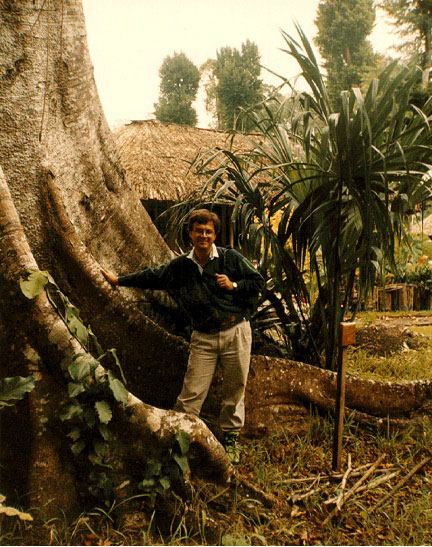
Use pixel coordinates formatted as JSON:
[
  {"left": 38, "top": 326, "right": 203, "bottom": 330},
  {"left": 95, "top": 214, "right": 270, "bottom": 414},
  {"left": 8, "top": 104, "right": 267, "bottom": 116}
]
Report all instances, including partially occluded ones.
[{"left": 118, "top": 247, "right": 264, "bottom": 333}]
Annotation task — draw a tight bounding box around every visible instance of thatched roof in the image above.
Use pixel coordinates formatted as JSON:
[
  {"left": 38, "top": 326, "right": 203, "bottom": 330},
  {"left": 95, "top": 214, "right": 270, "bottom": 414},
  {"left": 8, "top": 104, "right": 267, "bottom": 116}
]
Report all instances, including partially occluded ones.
[{"left": 114, "top": 119, "right": 250, "bottom": 201}]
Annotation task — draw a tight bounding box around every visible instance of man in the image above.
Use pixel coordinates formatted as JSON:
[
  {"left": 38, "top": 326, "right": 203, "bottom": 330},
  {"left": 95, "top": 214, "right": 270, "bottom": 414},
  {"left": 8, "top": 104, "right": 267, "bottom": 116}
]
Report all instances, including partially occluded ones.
[{"left": 101, "top": 209, "right": 264, "bottom": 463}]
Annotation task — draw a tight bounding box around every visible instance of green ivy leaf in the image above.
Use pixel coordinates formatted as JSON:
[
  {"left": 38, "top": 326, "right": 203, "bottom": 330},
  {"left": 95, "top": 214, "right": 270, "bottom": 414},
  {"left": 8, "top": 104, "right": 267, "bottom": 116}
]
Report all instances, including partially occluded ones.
[
  {"left": 88, "top": 451, "right": 102, "bottom": 466},
  {"left": 93, "top": 439, "right": 108, "bottom": 459},
  {"left": 95, "top": 400, "right": 112, "bottom": 424},
  {"left": 138, "top": 478, "right": 156, "bottom": 491},
  {"left": 68, "top": 360, "right": 96, "bottom": 382},
  {"left": 0, "top": 376, "right": 35, "bottom": 404},
  {"left": 107, "top": 371, "right": 128, "bottom": 404},
  {"left": 175, "top": 430, "right": 190, "bottom": 456},
  {"left": 66, "top": 312, "right": 89, "bottom": 347},
  {"left": 20, "top": 270, "right": 50, "bottom": 299},
  {"left": 60, "top": 401, "right": 83, "bottom": 421},
  {"left": 173, "top": 453, "right": 189, "bottom": 474},
  {"left": 98, "top": 423, "right": 111, "bottom": 441},
  {"left": 67, "top": 428, "right": 81, "bottom": 442},
  {"left": 67, "top": 382, "right": 85, "bottom": 397},
  {"left": 83, "top": 408, "right": 96, "bottom": 428},
  {"left": 159, "top": 476, "right": 171, "bottom": 490},
  {"left": 108, "top": 348, "right": 127, "bottom": 385},
  {"left": 145, "top": 459, "right": 162, "bottom": 478},
  {"left": 71, "top": 439, "right": 86, "bottom": 456}
]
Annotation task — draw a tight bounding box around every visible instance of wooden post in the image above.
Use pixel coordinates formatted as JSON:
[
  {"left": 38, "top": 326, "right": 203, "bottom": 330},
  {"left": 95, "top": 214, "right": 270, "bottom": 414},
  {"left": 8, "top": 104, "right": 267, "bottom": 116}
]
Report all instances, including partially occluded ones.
[{"left": 332, "top": 321, "right": 356, "bottom": 471}]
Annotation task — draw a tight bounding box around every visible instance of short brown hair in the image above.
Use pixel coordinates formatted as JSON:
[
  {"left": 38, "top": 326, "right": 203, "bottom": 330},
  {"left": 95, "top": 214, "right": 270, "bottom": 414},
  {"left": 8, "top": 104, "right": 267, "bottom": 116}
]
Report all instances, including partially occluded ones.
[{"left": 188, "top": 208, "right": 221, "bottom": 234}]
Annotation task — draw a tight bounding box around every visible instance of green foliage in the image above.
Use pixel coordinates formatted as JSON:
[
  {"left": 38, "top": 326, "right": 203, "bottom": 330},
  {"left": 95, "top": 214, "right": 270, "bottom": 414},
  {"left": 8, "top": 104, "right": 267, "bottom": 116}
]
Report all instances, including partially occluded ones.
[
  {"left": 19, "top": 269, "right": 191, "bottom": 506},
  {"left": 379, "top": 0, "right": 432, "bottom": 66},
  {"left": 379, "top": 0, "right": 432, "bottom": 107},
  {"left": 154, "top": 52, "right": 200, "bottom": 126},
  {"left": 0, "top": 375, "right": 35, "bottom": 408},
  {"left": 19, "top": 268, "right": 52, "bottom": 298},
  {"left": 138, "top": 430, "right": 191, "bottom": 505},
  {"left": 173, "top": 26, "right": 432, "bottom": 370},
  {"left": 315, "top": 0, "right": 377, "bottom": 107},
  {"left": 204, "top": 40, "right": 264, "bottom": 131}
]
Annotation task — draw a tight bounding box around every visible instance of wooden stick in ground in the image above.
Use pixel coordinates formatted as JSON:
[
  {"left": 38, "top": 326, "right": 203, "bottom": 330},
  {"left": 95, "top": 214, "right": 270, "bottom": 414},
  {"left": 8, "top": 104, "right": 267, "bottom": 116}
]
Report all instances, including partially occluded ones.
[
  {"left": 332, "top": 322, "right": 356, "bottom": 471},
  {"left": 368, "top": 455, "right": 431, "bottom": 514},
  {"left": 322, "top": 453, "right": 387, "bottom": 525}
]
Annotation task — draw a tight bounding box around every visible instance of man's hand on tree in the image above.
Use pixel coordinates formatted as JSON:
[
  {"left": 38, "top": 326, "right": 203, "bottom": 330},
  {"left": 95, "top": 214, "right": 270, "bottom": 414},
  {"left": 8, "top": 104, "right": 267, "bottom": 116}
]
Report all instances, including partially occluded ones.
[{"left": 101, "top": 268, "right": 119, "bottom": 286}]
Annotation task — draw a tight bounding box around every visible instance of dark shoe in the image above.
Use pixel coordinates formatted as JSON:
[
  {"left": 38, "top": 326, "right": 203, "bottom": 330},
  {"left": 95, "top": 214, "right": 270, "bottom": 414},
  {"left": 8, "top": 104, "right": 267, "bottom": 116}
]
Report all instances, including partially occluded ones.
[{"left": 223, "top": 431, "right": 240, "bottom": 464}]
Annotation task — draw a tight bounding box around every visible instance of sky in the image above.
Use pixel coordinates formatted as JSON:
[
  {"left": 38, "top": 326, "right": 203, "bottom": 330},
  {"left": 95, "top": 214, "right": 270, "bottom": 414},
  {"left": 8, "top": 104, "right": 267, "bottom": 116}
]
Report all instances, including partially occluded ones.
[{"left": 81, "top": 0, "right": 400, "bottom": 129}]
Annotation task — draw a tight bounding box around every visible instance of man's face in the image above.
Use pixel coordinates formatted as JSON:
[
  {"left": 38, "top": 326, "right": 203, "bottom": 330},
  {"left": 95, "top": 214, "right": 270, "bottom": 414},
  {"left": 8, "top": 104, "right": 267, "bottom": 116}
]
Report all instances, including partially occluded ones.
[{"left": 189, "top": 221, "right": 217, "bottom": 254}]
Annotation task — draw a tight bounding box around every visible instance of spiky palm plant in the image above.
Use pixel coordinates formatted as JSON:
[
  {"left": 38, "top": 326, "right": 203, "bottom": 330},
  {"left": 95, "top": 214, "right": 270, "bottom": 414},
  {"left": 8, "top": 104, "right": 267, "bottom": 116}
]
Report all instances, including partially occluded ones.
[{"left": 169, "top": 26, "right": 432, "bottom": 370}]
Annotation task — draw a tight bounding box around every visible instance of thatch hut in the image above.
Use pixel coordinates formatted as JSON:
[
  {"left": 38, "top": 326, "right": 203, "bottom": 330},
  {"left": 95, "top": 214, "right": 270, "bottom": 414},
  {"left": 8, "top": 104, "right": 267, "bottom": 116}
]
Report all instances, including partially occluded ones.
[{"left": 114, "top": 119, "right": 247, "bottom": 249}]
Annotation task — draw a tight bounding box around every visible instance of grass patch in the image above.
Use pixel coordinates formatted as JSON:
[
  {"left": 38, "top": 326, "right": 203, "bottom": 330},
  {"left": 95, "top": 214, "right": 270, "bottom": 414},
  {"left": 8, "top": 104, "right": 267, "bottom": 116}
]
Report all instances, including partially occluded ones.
[
  {"left": 347, "top": 345, "right": 432, "bottom": 381},
  {"left": 5, "top": 413, "right": 432, "bottom": 546}
]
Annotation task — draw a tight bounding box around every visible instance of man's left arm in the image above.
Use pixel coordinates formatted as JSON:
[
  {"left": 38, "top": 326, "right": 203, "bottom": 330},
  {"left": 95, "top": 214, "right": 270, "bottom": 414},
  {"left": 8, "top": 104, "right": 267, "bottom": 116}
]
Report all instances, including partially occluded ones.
[{"left": 229, "top": 250, "right": 265, "bottom": 295}]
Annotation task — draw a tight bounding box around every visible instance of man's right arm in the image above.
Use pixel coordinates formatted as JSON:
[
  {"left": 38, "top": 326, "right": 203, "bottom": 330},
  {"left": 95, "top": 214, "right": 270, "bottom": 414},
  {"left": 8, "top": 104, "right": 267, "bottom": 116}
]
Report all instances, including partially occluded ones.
[
  {"left": 100, "top": 261, "right": 172, "bottom": 290},
  {"left": 101, "top": 268, "right": 119, "bottom": 286}
]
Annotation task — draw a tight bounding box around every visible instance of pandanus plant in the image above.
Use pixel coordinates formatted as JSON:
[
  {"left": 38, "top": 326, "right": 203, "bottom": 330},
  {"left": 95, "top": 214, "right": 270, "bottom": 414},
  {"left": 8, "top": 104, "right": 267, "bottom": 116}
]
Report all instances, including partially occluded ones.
[{"left": 169, "top": 26, "right": 432, "bottom": 370}]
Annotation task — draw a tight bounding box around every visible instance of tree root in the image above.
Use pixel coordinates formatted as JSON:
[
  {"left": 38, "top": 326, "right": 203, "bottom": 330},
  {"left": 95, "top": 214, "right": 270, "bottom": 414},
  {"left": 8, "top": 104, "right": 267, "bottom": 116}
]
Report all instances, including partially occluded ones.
[{"left": 0, "top": 166, "right": 229, "bottom": 518}]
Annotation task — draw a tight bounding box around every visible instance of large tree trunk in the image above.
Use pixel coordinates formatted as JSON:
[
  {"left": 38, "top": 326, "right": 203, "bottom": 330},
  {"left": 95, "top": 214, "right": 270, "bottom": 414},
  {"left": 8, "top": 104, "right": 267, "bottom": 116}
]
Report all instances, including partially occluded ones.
[
  {"left": 2, "top": 0, "right": 432, "bottom": 521},
  {"left": 0, "top": 163, "right": 229, "bottom": 518},
  {"left": 0, "top": 0, "right": 224, "bottom": 518}
]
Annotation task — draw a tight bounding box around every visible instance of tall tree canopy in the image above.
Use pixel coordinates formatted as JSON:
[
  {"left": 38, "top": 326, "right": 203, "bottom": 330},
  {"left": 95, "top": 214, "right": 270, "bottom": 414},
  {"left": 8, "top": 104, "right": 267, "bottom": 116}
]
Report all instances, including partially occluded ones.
[
  {"left": 154, "top": 52, "right": 200, "bottom": 126},
  {"left": 204, "top": 40, "right": 264, "bottom": 131},
  {"left": 315, "top": 0, "right": 377, "bottom": 107},
  {"left": 379, "top": 0, "right": 432, "bottom": 102}
]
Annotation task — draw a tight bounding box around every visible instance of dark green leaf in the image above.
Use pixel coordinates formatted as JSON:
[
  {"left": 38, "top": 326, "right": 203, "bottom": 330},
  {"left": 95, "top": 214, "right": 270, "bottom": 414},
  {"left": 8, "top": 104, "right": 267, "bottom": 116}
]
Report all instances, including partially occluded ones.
[
  {"left": 107, "top": 371, "right": 128, "bottom": 404},
  {"left": 0, "top": 376, "right": 35, "bottom": 403},
  {"left": 95, "top": 400, "right": 112, "bottom": 424},
  {"left": 93, "top": 439, "right": 108, "bottom": 459},
  {"left": 145, "top": 459, "right": 162, "bottom": 478},
  {"left": 60, "top": 401, "right": 83, "bottom": 421},
  {"left": 20, "top": 270, "right": 50, "bottom": 299},
  {"left": 67, "top": 428, "right": 81, "bottom": 442},
  {"left": 67, "top": 382, "right": 85, "bottom": 398},
  {"left": 173, "top": 453, "right": 189, "bottom": 474},
  {"left": 68, "top": 360, "right": 91, "bottom": 382},
  {"left": 175, "top": 430, "right": 190, "bottom": 456},
  {"left": 71, "top": 439, "right": 86, "bottom": 456},
  {"left": 138, "top": 478, "right": 156, "bottom": 491},
  {"left": 159, "top": 476, "right": 171, "bottom": 490},
  {"left": 98, "top": 423, "right": 111, "bottom": 441}
]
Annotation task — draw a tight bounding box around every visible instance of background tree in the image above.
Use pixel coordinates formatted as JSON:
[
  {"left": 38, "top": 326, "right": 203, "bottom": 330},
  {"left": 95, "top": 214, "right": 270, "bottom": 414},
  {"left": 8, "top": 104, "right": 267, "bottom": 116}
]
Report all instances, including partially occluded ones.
[
  {"left": 315, "top": 0, "right": 377, "bottom": 108},
  {"left": 204, "top": 40, "right": 264, "bottom": 131},
  {"left": 154, "top": 52, "right": 200, "bottom": 125},
  {"left": 379, "top": 0, "right": 432, "bottom": 105}
]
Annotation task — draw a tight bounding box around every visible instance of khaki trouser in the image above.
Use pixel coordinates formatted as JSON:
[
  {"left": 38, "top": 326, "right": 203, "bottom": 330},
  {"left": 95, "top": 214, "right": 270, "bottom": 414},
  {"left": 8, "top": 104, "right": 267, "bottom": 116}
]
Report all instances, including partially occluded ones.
[{"left": 173, "top": 320, "right": 252, "bottom": 432}]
